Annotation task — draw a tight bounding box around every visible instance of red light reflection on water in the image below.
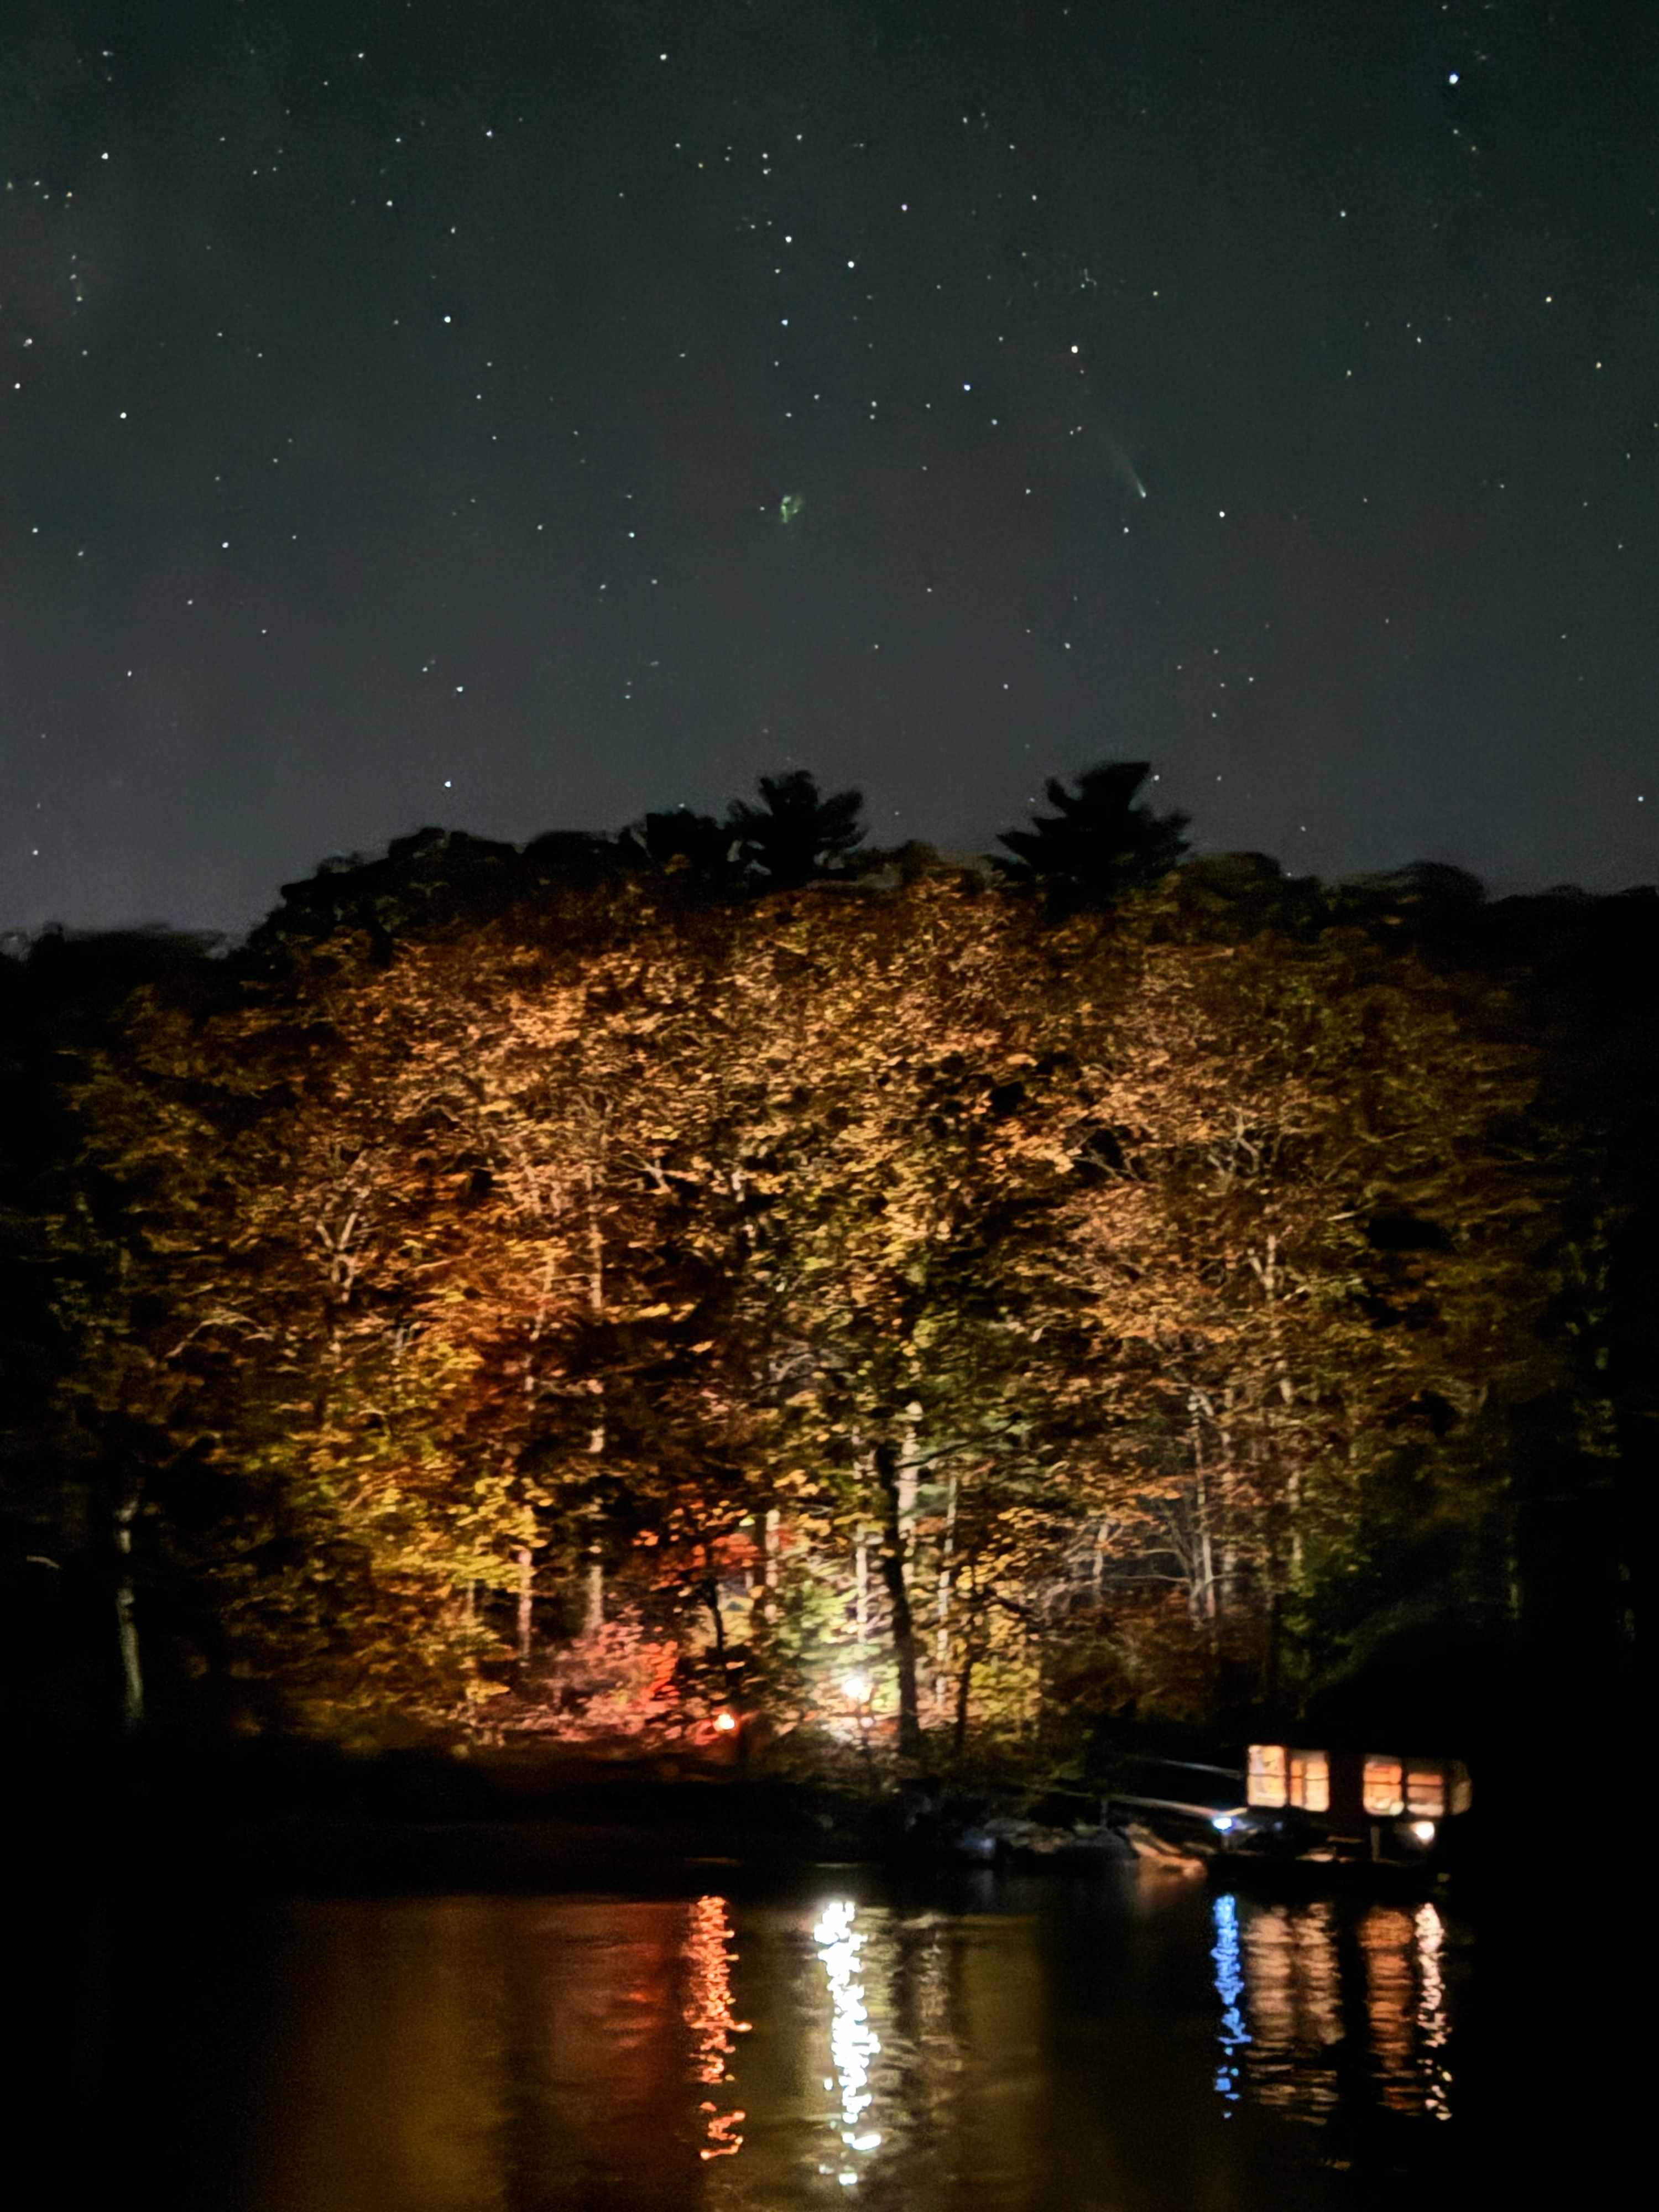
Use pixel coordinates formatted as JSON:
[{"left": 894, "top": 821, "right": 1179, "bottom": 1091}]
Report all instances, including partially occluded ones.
[{"left": 682, "top": 1894, "right": 750, "bottom": 2161}]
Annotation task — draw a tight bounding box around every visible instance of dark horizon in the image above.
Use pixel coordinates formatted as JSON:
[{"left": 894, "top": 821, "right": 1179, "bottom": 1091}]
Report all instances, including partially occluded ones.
[{"left": 9, "top": 769, "right": 1659, "bottom": 957}]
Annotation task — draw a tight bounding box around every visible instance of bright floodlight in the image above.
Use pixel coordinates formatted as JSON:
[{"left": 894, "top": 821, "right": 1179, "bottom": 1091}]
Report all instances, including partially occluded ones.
[
  {"left": 841, "top": 1671, "right": 872, "bottom": 1704},
  {"left": 713, "top": 1709, "right": 738, "bottom": 1733},
  {"left": 1410, "top": 1819, "right": 1437, "bottom": 1844}
]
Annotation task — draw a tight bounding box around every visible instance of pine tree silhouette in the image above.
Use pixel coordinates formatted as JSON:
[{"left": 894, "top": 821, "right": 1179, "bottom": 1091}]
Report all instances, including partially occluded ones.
[
  {"left": 726, "top": 770, "right": 867, "bottom": 890},
  {"left": 997, "top": 760, "right": 1190, "bottom": 911}
]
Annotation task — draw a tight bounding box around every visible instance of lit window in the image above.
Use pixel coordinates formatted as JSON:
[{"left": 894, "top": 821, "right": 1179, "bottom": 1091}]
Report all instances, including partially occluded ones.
[
  {"left": 1247, "top": 1744, "right": 1287, "bottom": 1808},
  {"left": 1288, "top": 1751, "right": 1329, "bottom": 1813},
  {"left": 1363, "top": 1757, "right": 1405, "bottom": 1816},
  {"left": 1405, "top": 1764, "right": 1446, "bottom": 1818}
]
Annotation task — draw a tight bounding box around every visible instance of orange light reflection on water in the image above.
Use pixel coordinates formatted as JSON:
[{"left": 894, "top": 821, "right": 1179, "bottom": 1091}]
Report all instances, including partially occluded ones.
[
  {"left": 1212, "top": 1892, "right": 1461, "bottom": 2125},
  {"left": 683, "top": 1894, "right": 749, "bottom": 2161}
]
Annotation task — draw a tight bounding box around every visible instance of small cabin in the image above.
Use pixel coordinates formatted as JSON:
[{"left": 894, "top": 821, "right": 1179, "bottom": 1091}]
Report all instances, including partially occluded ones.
[{"left": 1233, "top": 1743, "right": 1472, "bottom": 1863}]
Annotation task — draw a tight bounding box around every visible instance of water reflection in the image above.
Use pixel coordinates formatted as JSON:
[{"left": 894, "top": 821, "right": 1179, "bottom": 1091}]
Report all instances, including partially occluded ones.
[
  {"left": 812, "top": 1900, "right": 883, "bottom": 2185},
  {"left": 1210, "top": 1891, "right": 1249, "bottom": 2107},
  {"left": 1413, "top": 1901, "right": 1453, "bottom": 2121},
  {"left": 707, "top": 1890, "right": 1044, "bottom": 2208},
  {"left": 1211, "top": 1891, "right": 1462, "bottom": 2125},
  {"left": 683, "top": 1895, "right": 749, "bottom": 2159},
  {"left": 83, "top": 1880, "right": 1479, "bottom": 2209}
]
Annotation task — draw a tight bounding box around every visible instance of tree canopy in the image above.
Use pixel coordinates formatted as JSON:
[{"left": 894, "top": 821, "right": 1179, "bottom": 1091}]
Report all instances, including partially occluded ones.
[{"left": 2, "top": 769, "right": 1646, "bottom": 1772}]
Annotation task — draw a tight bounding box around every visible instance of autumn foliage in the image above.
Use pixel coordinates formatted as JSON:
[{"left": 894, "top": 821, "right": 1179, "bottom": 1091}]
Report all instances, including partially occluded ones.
[{"left": 27, "top": 832, "right": 1625, "bottom": 1770}]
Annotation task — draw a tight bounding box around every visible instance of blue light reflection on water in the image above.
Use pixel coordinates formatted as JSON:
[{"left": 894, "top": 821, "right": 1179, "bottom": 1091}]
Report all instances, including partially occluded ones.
[
  {"left": 1209, "top": 1891, "right": 1251, "bottom": 2109},
  {"left": 1210, "top": 1888, "right": 1464, "bottom": 2125},
  {"left": 78, "top": 1875, "right": 1488, "bottom": 2210}
]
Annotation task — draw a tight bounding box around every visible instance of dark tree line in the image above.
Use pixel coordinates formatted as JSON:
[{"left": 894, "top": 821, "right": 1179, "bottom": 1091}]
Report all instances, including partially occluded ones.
[{"left": 247, "top": 759, "right": 1190, "bottom": 952}]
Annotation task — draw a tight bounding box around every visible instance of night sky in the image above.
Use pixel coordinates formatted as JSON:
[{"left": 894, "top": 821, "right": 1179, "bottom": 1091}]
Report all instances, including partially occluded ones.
[{"left": 3, "top": 1, "right": 1655, "bottom": 936}]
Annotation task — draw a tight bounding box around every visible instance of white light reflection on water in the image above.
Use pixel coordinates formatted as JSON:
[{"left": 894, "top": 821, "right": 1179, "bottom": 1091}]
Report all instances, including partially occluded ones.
[
  {"left": 813, "top": 1898, "right": 883, "bottom": 2188},
  {"left": 1414, "top": 1901, "right": 1454, "bottom": 2121},
  {"left": 93, "top": 1889, "right": 1498, "bottom": 2210},
  {"left": 1211, "top": 1891, "right": 1464, "bottom": 2126}
]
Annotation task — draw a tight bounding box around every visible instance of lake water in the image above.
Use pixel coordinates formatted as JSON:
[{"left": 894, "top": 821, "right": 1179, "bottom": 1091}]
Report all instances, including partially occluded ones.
[{"left": 68, "top": 1863, "right": 1597, "bottom": 2210}]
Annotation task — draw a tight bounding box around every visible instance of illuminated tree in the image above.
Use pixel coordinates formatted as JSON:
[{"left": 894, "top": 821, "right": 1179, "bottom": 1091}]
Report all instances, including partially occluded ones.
[
  {"left": 1045, "top": 895, "right": 1558, "bottom": 1710},
  {"left": 59, "top": 846, "right": 1586, "bottom": 1759}
]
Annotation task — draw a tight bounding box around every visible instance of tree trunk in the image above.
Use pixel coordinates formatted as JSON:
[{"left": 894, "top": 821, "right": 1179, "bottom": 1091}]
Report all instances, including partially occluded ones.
[
  {"left": 953, "top": 1616, "right": 978, "bottom": 1760},
  {"left": 1217, "top": 1380, "right": 1238, "bottom": 1613},
  {"left": 583, "top": 1164, "right": 607, "bottom": 1621},
  {"left": 1192, "top": 1470, "right": 1217, "bottom": 1626},
  {"left": 517, "top": 1546, "right": 534, "bottom": 1663},
  {"left": 1285, "top": 1468, "right": 1303, "bottom": 1583},
  {"left": 874, "top": 1438, "right": 923, "bottom": 1759},
  {"left": 753, "top": 1505, "right": 781, "bottom": 1634},
  {"left": 934, "top": 1473, "right": 957, "bottom": 1717},
  {"left": 113, "top": 1494, "right": 144, "bottom": 1733},
  {"left": 1189, "top": 1393, "right": 1218, "bottom": 1626},
  {"left": 898, "top": 1407, "right": 920, "bottom": 1543},
  {"left": 706, "top": 1549, "right": 727, "bottom": 1666},
  {"left": 1254, "top": 1234, "right": 1301, "bottom": 1580}
]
